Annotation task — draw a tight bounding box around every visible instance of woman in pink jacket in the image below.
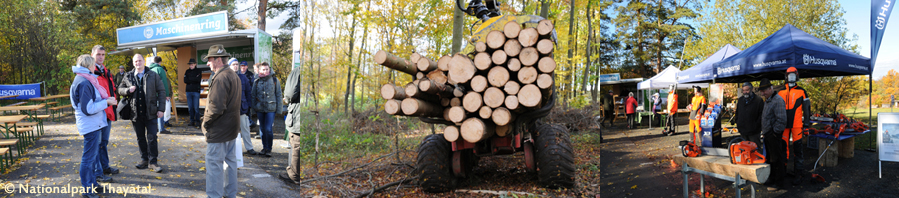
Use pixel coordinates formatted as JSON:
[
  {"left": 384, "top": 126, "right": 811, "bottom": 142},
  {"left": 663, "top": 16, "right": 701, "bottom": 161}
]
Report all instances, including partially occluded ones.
[{"left": 625, "top": 92, "right": 638, "bottom": 129}]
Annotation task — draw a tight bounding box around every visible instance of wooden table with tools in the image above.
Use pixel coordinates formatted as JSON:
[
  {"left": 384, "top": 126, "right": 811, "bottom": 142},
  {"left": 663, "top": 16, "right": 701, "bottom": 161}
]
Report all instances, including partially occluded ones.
[{"left": 674, "top": 147, "right": 770, "bottom": 198}]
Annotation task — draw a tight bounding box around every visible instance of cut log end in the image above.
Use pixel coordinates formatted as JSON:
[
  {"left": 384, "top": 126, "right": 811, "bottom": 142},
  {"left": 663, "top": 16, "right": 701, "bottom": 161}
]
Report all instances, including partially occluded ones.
[
  {"left": 487, "top": 67, "right": 510, "bottom": 88},
  {"left": 504, "top": 39, "right": 522, "bottom": 57},
  {"left": 519, "top": 47, "right": 539, "bottom": 66},
  {"left": 495, "top": 124, "right": 511, "bottom": 137},
  {"left": 483, "top": 87, "right": 505, "bottom": 108},
  {"left": 450, "top": 97, "right": 461, "bottom": 106},
  {"left": 461, "top": 118, "right": 495, "bottom": 143},
  {"left": 537, "top": 74, "right": 553, "bottom": 89},
  {"left": 536, "top": 39, "right": 554, "bottom": 55},
  {"left": 437, "top": 55, "right": 452, "bottom": 71},
  {"left": 402, "top": 98, "right": 443, "bottom": 117},
  {"left": 503, "top": 21, "right": 521, "bottom": 39},
  {"left": 507, "top": 58, "right": 522, "bottom": 72},
  {"left": 492, "top": 107, "right": 514, "bottom": 126},
  {"left": 444, "top": 125, "right": 460, "bottom": 142},
  {"left": 471, "top": 75, "right": 488, "bottom": 93},
  {"left": 374, "top": 50, "right": 416, "bottom": 75},
  {"left": 384, "top": 99, "right": 403, "bottom": 115},
  {"left": 448, "top": 106, "right": 467, "bottom": 123},
  {"left": 417, "top": 57, "right": 438, "bottom": 72},
  {"left": 474, "top": 52, "right": 493, "bottom": 71},
  {"left": 503, "top": 81, "right": 520, "bottom": 95},
  {"left": 518, "top": 84, "right": 542, "bottom": 107},
  {"left": 537, "top": 56, "right": 556, "bottom": 73},
  {"left": 486, "top": 30, "right": 506, "bottom": 49},
  {"left": 518, "top": 28, "right": 539, "bottom": 47},
  {"left": 537, "top": 20, "right": 554, "bottom": 36},
  {"left": 449, "top": 54, "right": 476, "bottom": 84},
  {"left": 491, "top": 50, "right": 508, "bottom": 65},
  {"left": 517, "top": 66, "right": 538, "bottom": 84},
  {"left": 475, "top": 42, "right": 488, "bottom": 53},
  {"left": 479, "top": 106, "right": 493, "bottom": 119},
  {"left": 505, "top": 95, "right": 520, "bottom": 110},
  {"left": 462, "top": 92, "right": 483, "bottom": 113}
]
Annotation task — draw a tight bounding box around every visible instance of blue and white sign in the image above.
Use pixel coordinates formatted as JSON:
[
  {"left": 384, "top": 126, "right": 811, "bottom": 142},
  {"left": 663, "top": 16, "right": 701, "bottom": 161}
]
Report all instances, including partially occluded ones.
[
  {"left": 0, "top": 83, "right": 41, "bottom": 100},
  {"left": 116, "top": 11, "right": 229, "bottom": 46},
  {"left": 600, "top": 73, "right": 621, "bottom": 83}
]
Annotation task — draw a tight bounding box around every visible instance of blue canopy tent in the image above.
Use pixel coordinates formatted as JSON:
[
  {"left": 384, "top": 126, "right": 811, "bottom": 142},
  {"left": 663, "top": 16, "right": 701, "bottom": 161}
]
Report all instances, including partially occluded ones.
[
  {"left": 713, "top": 24, "right": 871, "bottom": 83},
  {"left": 677, "top": 44, "right": 742, "bottom": 84}
]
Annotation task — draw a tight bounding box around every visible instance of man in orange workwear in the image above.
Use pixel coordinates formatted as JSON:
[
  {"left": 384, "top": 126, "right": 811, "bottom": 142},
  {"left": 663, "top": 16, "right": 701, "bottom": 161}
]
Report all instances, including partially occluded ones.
[
  {"left": 778, "top": 67, "right": 807, "bottom": 185},
  {"left": 688, "top": 86, "right": 706, "bottom": 144},
  {"left": 663, "top": 84, "right": 678, "bottom": 136}
]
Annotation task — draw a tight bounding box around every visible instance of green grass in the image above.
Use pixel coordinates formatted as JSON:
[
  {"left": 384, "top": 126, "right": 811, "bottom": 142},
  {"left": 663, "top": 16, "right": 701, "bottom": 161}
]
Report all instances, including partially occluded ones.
[{"left": 842, "top": 107, "right": 898, "bottom": 122}]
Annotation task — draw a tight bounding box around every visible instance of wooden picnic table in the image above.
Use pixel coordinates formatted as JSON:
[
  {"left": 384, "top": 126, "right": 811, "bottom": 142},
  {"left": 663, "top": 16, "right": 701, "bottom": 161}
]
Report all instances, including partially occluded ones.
[
  {"left": 29, "top": 94, "right": 68, "bottom": 115},
  {"left": 0, "top": 95, "right": 19, "bottom": 100},
  {"left": 0, "top": 104, "right": 45, "bottom": 121},
  {"left": 0, "top": 115, "right": 26, "bottom": 139}
]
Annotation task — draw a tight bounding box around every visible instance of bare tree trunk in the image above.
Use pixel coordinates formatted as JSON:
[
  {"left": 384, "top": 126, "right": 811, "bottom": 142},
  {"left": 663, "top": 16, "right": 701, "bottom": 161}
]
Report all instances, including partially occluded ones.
[
  {"left": 258, "top": 0, "right": 268, "bottom": 31},
  {"left": 453, "top": 0, "right": 464, "bottom": 53},
  {"left": 567, "top": 0, "right": 576, "bottom": 107},
  {"left": 344, "top": 2, "right": 359, "bottom": 115},
  {"left": 582, "top": 2, "right": 592, "bottom": 95},
  {"left": 540, "top": 0, "right": 550, "bottom": 18}
]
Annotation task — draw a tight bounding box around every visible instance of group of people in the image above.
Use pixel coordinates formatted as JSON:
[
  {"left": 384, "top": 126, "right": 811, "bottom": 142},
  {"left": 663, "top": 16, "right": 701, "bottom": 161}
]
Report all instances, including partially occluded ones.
[{"left": 71, "top": 44, "right": 305, "bottom": 198}]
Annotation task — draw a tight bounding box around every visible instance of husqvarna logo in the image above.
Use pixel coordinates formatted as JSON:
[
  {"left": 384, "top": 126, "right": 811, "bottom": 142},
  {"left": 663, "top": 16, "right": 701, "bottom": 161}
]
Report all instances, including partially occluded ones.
[
  {"left": 803, "top": 54, "right": 837, "bottom": 66},
  {"left": 143, "top": 27, "right": 154, "bottom": 39}
]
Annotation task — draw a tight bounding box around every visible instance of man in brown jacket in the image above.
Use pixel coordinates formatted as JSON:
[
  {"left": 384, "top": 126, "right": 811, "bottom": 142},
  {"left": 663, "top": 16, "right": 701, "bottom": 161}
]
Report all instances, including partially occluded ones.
[{"left": 201, "top": 44, "right": 242, "bottom": 198}]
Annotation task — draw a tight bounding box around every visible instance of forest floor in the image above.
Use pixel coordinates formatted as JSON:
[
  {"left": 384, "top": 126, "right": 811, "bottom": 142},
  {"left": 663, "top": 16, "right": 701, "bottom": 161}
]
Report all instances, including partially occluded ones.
[{"left": 0, "top": 109, "right": 600, "bottom": 197}]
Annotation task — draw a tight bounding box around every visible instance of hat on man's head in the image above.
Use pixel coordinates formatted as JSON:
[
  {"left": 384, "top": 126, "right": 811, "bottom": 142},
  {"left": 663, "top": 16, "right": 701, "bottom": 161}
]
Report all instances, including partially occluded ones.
[
  {"left": 203, "top": 44, "right": 231, "bottom": 61},
  {"left": 228, "top": 58, "right": 239, "bottom": 66},
  {"left": 758, "top": 78, "right": 774, "bottom": 89},
  {"left": 240, "top": 61, "right": 247, "bottom": 66},
  {"left": 188, "top": 58, "right": 197, "bottom": 64}
]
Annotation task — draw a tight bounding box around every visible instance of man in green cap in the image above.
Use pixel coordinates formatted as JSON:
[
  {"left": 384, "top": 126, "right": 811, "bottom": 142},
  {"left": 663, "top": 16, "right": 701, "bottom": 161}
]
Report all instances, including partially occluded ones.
[{"left": 201, "top": 44, "right": 242, "bottom": 198}]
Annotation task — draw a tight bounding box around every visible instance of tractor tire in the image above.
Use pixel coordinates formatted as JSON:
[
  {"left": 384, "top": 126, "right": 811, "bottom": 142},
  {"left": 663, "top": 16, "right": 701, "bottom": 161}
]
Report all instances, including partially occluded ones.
[
  {"left": 534, "top": 124, "right": 576, "bottom": 189},
  {"left": 416, "top": 134, "right": 457, "bottom": 192}
]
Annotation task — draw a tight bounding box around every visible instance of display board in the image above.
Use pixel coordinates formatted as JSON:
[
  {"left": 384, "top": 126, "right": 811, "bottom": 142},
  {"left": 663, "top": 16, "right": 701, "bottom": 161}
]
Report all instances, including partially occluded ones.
[
  {"left": 708, "top": 84, "right": 725, "bottom": 105},
  {"left": 878, "top": 113, "right": 899, "bottom": 178}
]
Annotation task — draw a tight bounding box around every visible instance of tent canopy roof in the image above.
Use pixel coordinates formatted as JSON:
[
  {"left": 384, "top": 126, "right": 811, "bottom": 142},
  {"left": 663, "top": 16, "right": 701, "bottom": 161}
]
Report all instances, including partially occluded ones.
[
  {"left": 677, "top": 44, "right": 742, "bottom": 83},
  {"left": 712, "top": 24, "right": 871, "bottom": 83},
  {"left": 639, "top": 66, "right": 708, "bottom": 90}
]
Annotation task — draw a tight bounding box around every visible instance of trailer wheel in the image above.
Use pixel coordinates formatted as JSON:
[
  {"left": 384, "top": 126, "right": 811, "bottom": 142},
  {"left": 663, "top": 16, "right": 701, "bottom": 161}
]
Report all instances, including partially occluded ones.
[
  {"left": 534, "top": 124, "right": 576, "bottom": 189},
  {"left": 416, "top": 134, "right": 457, "bottom": 192}
]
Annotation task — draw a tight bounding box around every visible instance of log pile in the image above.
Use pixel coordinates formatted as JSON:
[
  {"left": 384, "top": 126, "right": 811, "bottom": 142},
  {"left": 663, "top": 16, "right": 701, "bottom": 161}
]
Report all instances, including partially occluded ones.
[{"left": 376, "top": 20, "right": 556, "bottom": 143}]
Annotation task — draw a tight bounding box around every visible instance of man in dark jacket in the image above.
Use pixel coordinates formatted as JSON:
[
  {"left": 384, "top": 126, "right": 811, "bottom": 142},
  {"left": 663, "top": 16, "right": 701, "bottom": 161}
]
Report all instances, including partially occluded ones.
[
  {"left": 759, "top": 78, "right": 788, "bottom": 191},
  {"left": 241, "top": 61, "right": 259, "bottom": 129},
  {"left": 731, "top": 82, "right": 765, "bottom": 147},
  {"left": 147, "top": 56, "right": 173, "bottom": 134},
  {"left": 230, "top": 59, "right": 257, "bottom": 155},
  {"left": 184, "top": 59, "right": 203, "bottom": 127},
  {"left": 117, "top": 54, "right": 167, "bottom": 173},
  {"left": 201, "top": 44, "right": 242, "bottom": 198},
  {"left": 601, "top": 90, "right": 615, "bottom": 126},
  {"left": 279, "top": 66, "right": 303, "bottom": 185},
  {"left": 114, "top": 65, "right": 126, "bottom": 93}
]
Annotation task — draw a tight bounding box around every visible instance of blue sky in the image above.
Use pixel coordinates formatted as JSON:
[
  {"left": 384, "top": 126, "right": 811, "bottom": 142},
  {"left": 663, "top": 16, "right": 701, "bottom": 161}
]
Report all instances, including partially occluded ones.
[{"left": 839, "top": 0, "right": 898, "bottom": 80}]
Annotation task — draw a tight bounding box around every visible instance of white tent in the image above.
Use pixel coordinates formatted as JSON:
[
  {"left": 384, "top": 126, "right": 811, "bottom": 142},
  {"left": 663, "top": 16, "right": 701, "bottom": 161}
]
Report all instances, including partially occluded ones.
[{"left": 637, "top": 66, "right": 708, "bottom": 90}]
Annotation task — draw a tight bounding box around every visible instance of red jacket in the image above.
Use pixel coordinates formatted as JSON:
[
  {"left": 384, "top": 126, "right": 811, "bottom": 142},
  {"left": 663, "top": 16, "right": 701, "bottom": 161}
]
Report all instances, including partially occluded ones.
[
  {"left": 96, "top": 64, "right": 117, "bottom": 121},
  {"left": 625, "top": 96, "right": 638, "bottom": 114}
]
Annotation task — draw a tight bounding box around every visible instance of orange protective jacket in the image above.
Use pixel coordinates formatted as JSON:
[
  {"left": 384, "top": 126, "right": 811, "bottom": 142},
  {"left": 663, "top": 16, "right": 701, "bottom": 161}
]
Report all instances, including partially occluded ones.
[
  {"left": 690, "top": 95, "right": 706, "bottom": 120},
  {"left": 667, "top": 92, "right": 678, "bottom": 115},
  {"left": 778, "top": 84, "right": 807, "bottom": 143}
]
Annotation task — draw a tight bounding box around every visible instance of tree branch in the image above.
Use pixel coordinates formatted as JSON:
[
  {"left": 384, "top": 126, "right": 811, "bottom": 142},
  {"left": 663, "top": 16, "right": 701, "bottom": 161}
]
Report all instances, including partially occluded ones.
[
  {"left": 354, "top": 176, "right": 418, "bottom": 198},
  {"left": 300, "top": 152, "right": 396, "bottom": 183}
]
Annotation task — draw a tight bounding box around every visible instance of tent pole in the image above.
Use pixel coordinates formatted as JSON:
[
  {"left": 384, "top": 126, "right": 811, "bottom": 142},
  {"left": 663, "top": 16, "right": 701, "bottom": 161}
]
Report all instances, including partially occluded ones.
[{"left": 870, "top": 74, "right": 873, "bottom": 149}]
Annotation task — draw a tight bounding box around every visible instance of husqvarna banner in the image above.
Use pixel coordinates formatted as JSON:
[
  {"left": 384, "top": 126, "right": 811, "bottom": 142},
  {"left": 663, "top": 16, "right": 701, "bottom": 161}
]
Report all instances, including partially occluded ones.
[
  {"left": 872, "top": 0, "right": 895, "bottom": 66},
  {"left": 0, "top": 83, "right": 41, "bottom": 100}
]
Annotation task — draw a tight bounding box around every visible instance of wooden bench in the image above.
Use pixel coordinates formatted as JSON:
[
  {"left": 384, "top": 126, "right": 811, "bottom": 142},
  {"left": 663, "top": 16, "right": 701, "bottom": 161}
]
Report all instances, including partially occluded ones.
[
  {"left": 0, "top": 148, "right": 11, "bottom": 172},
  {"left": 49, "top": 104, "right": 73, "bottom": 121},
  {"left": 0, "top": 139, "right": 21, "bottom": 159},
  {"left": 33, "top": 115, "right": 50, "bottom": 136},
  {"left": 45, "top": 101, "right": 59, "bottom": 106},
  {"left": 10, "top": 127, "right": 35, "bottom": 146}
]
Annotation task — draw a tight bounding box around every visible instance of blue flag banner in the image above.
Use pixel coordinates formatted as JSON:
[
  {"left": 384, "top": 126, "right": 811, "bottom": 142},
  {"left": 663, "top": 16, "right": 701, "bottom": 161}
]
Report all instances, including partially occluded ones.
[
  {"left": 0, "top": 83, "right": 41, "bottom": 100},
  {"left": 872, "top": 0, "right": 895, "bottom": 66}
]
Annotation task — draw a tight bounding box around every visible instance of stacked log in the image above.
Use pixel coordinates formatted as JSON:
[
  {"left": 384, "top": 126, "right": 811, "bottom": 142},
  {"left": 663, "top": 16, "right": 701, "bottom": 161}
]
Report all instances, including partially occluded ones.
[{"left": 375, "top": 20, "right": 556, "bottom": 143}]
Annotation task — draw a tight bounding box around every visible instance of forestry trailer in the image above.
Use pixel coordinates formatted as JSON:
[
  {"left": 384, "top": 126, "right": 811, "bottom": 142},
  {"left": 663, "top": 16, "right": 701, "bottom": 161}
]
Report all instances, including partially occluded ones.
[{"left": 374, "top": 0, "right": 575, "bottom": 192}]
